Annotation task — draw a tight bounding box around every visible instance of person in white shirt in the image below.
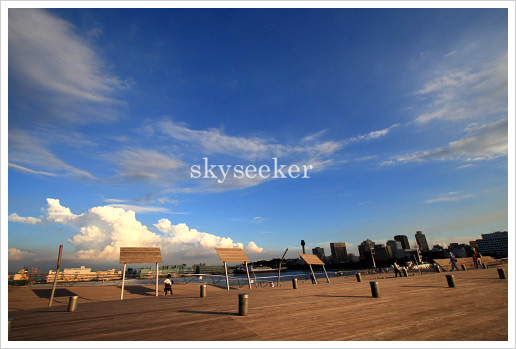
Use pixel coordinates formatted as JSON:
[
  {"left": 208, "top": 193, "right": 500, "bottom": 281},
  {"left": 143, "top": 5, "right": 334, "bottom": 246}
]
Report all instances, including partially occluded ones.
[{"left": 164, "top": 274, "right": 173, "bottom": 295}]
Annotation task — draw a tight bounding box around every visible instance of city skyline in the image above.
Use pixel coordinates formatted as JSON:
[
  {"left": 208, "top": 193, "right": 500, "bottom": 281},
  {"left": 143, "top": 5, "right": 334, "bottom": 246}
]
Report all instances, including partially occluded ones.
[{"left": 6, "top": 8, "right": 509, "bottom": 271}]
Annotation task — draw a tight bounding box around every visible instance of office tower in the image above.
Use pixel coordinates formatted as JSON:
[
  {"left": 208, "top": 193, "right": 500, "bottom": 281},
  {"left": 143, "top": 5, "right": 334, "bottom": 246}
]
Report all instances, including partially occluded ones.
[
  {"left": 312, "top": 247, "right": 325, "bottom": 260},
  {"left": 394, "top": 235, "right": 410, "bottom": 249},
  {"left": 415, "top": 231, "right": 430, "bottom": 251},
  {"left": 330, "top": 242, "right": 348, "bottom": 263}
]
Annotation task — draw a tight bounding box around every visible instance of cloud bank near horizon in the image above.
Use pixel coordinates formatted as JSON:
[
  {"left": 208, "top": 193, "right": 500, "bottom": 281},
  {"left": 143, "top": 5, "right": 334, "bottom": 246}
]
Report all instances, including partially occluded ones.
[{"left": 8, "top": 198, "right": 264, "bottom": 261}]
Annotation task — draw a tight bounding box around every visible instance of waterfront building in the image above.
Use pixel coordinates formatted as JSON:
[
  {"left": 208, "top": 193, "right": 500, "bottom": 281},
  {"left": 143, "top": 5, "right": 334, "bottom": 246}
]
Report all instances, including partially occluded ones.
[
  {"left": 373, "top": 244, "right": 392, "bottom": 261},
  {"left": 47, "top": 266, "right": 121, "bottom": 283},
  {"left": 477, "top": 231, "right": 508, "bottom": 258},
  {"left": 415, "top": 231, "right": 430, "bottom": 251},
  {"left": 386, "top": 240, "right": 404, "bottom": 259},
  {"left": 394, "top": 235, "right": 411, "bottom": 249},
  {"left": 330, "top": 242, "right": 348, "bottom": 263},
  {"left": 312, "top": 247, "right": 325, "bottom": 260},
  {"left": 358, "top": 239, "right": 375, "bottom": 260}
]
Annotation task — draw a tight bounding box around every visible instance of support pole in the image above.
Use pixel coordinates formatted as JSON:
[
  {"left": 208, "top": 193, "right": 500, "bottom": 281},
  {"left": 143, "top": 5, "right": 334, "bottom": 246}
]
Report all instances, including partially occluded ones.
[
  {"left": 120, "top": 263, "right": 126, "bottom": 300},
  {"left": 277, "top": 248, "right": 288, "bottom": 286},
  {"left": 309, "top": 264, "right": 317, "bottom": 284},
  {"left": 322, "top": 265, "right": 330, "bottom": 283},
  {"left": 245, "top": 262, "right": 252, "bottom": 289},
  {"left": 48, "top": 244, "right": 63, "bottom": 308},
  {"left": 155, "top": 263, "right": 159, "bottom": 297},
  {"left": 224, "top": 262, "right": 230, "bottom": 290}
]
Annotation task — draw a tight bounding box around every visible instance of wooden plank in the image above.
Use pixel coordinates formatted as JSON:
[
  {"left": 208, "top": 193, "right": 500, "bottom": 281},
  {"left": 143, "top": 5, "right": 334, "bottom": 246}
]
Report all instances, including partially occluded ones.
[
  {"left": 120, "top": 247, "right": 162, "bottom": 263},
  {"left": 300, "top": 254, "right": 325, "bottom": 265},
  {"left": 215, "top": 248, "right": 249, "bottom": 262}
]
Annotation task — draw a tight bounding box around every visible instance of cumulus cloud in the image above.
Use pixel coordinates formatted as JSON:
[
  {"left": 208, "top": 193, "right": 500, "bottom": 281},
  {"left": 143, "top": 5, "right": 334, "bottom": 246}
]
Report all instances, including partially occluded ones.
[
  {"left": 8, "top": 213, "right": 42, "bottom": 225},
  {"left": 8, "top": 248, "right": 35, "bottom": 261},
  {"left": 383, "top": 118, "right": 507, "bottom": 165},
  {"left": 154, "top": 218, "right": 247, "bottom": 250},
  {"left": 10, "top": 199, "right": 263, "bottom": 261},
  {"left": 247, "top": 241, "right": 264, "bottom": 253}
]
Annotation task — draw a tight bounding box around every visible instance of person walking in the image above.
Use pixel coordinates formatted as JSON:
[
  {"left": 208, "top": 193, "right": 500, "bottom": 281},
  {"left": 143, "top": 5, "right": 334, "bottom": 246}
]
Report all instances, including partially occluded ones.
[
  {"left": 392, "top": 260, "right": 402, "bottom": 277},
  {"left": 449, "top": 252, "right": 460, "bottom": 272},
  {"left": 164, "top": 274, "right": 174, "bottom": 295}
]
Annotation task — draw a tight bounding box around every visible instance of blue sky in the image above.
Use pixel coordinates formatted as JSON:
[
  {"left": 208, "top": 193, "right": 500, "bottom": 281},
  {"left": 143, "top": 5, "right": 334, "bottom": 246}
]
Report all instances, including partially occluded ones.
[{"left": 7, "top": 8, "right": 509, "bottom": 271}]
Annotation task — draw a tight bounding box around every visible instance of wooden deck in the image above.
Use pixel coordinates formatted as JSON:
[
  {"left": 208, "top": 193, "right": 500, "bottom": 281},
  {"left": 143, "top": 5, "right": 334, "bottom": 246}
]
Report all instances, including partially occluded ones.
[{"left": 8, "top": 266, "right": 508, "bottom": 341}]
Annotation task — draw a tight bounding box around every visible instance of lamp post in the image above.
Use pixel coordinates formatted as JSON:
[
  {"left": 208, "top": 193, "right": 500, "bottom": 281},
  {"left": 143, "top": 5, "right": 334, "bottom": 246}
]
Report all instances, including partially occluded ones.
[{"left": 370, "top": 248, "right": 376, "bottom": 270}]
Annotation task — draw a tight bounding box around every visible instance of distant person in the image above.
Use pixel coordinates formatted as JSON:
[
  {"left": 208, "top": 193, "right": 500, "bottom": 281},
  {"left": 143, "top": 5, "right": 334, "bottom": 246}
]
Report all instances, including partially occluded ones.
[
  {"left": 164, "top": 274, "right": 174, "bottom": 295},
  {"left": 449, "top": 252, "right": 460, "bottom": 272},
  {"left": 472, "top": 249, "right": 481, "bottom": 269},
  {"left": 392, "top": 261, "right": 402, "bottom": 277}
]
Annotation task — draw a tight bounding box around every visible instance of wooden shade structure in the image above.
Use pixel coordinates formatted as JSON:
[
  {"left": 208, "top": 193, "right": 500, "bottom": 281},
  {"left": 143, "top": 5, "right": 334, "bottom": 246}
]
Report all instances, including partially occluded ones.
[
  {"left": 119, "top": 247, "right": 162, "bottom": 300},
  {"left": 215, "top": 248, "right": 251, "bottom": 290},
  {"left": 300, "top": 254, "right": 330, "bottom": 284}
]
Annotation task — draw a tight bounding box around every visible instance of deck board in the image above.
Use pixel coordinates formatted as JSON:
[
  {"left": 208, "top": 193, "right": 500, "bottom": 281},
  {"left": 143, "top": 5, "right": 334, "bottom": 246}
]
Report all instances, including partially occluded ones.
[{"left": 8, "top": 266, "right": 508, "bottom": 341}]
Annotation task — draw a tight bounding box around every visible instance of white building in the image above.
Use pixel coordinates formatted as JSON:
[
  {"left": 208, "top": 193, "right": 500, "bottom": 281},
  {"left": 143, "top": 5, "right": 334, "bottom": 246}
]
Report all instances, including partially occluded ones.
[{"left": 477, "top": 231, "right": 508, "bottom": 258}]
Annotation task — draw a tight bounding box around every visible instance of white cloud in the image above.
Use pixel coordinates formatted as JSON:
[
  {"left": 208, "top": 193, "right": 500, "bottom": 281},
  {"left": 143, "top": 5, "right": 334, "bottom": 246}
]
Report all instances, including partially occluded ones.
[
  {"left": 8, "top": 213, "right": 42, "bottom": 225},
  {"left": 425, "top": 192, "right": 474, "bottom": 204},
  {"left": 9, "top": 129, "right": 95, "bottom": 179},
  {"left": 347, "top": 124, "right": 399, "bottom": 143},
  {"left": 247, "top": 241, "right": 264, "bottom": 253},
  {"left": 9, "top": 9, "right": 128, "bottom": 125},
  {"left": 155, "top": 218, "right": 249, "bottom": 250},
  {"left": 109, "top": 148, "right": 185, "bottom": 182},
  {"left": 383, "top": 118, "right": 507, "bottom": 165},
  {"left": 8, "top": 248, "right": 35, "bottom": 261},
  {"left": 10, "top": 199, "right": 262, "bottom": 261},
  {"left": 414, "top": 53, "right": 507, "bottom": 124}
]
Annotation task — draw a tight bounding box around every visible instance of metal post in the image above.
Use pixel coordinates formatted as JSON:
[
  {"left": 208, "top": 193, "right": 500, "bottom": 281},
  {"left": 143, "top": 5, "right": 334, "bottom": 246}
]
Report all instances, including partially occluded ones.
[
  {"left": 308, "top": 264, "right": 317, "bottom": 284},
  {"left": 200, "top": 284, "right": 207, "bottom": 297},
  {"left": 155, "top": 263, "right": 159, "bottom": 297},
  {"left": 497, "top": 268, "right": 506, "bottom": 279},
  {"left": 120, "top": 263, "right": 126, "bottom": 300},
  {"left": 461, "top": 264, "right": 467, "bottom": 271},
  {"left": 48, "top": 244, "right": 63, "bottom": 307},
  {"left": 67, "top": 296, "right": 78, "bottom": 312},
  {"left": 245, "top": 262, "right": 252, "bottom": 289},
  {"left": 292, "top": 278, "right": 298, "bottom": 289},
  {"left": 322, "top": 265, "right": 330, "bottom": 283},
  {"left": 370, "top": 281, "right": 379, "bottom": 298},
  {"left": 446, "top": 274, "right": 455, "bottom": 288},
  {"left": 277, "top": 248, "right": 288, "bottom": 286},
  {"left": 238, "top": 293, "right": 249, "bottom": 316},
  {"left": 370, "top": 248, "right": 376, "bottom": 269},
  {"left": 356, "top": 272, "right": 362, "bottom": 282},
  {"left": 413, "top": 255, "right": 422, "bottom": 275},
  {"left": 224, "top": 262, "right": 230, "bottom": 290}
]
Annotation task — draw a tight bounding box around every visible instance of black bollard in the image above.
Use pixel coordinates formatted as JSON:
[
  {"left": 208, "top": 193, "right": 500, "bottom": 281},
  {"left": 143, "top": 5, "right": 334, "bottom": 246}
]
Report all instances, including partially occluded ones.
[
  {"left": 67, "top": 296, "right": 78, "bottom": 312},
  {"left": 370, "top": 281, "right": 380, "bottom": 298},
  {"left": 497, "top": 268, "right": 506, "bottom": 280},
  {"left": 238, "top": 293, "right": 249, "bottom": 316},
  {"left": 292, "top": 278, "right": 298, "bottom": 289},
  {"left": 461, "top": 264, "right": 467, "bottom": 271},
  {"left": 356, "top": 272, "right": 362, "bottom": 282},
  {"left": 200, "top": 284, "right": 207, "bottom": 297},
  {"left": 446, "top": 274, "right": 455, "bottom": 288}
]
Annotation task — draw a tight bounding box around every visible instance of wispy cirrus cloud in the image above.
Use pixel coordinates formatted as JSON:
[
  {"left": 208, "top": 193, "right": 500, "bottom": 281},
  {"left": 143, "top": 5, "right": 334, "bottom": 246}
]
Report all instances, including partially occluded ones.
[
  {"left": 414, "top": 52, "right": 507, "bottom": 124},
  {"left": 9, "top": 9, "right": 129, "bottom": 126},
  {"left": 425, "top": 191, "right": 473, "bottom": 204},
  {"left": 382, "top": 118, "right": 507, "bottom": 165}
]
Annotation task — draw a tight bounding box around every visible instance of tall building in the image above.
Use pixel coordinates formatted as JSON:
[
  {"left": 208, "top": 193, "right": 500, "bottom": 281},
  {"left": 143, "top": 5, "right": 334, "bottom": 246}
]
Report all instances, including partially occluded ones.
[
  {"left": 373, "top": 244, "right": 392, "bottom": 261},
  {"left": 415, "top": 231, "right": 430, "bottom": 251},
  {"left": 386, "top": 240, "right": 404, "bottom": 259},
  {"left": 312, "top": 247, "right": 325, "bottom": 260},
  {"left": 394, "top": 235, "right": 410, "bottom": 249},
  {"left": 358, "top": 239, "right": 375, "bottom": 260},
  {"left": 330, "top": 242, "right": 348, "bottom": 263},
  {"left": 477, "top": 231, "right": 508, "bottom": 258}
]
